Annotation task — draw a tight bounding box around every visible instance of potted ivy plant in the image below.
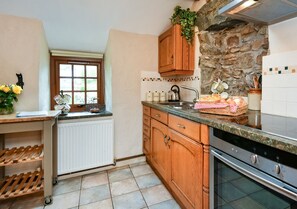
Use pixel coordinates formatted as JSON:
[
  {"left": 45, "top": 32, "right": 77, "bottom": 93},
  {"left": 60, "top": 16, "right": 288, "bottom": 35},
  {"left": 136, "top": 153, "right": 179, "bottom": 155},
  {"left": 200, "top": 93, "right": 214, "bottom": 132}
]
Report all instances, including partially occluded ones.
[{"left": 171, "top": 6, "right": 197, "bottom": 45}]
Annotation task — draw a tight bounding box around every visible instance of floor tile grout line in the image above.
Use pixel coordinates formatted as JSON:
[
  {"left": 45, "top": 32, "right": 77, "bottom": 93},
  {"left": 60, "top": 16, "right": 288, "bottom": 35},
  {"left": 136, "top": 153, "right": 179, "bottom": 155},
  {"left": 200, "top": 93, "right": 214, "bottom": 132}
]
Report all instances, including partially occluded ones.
[
  {"left": 78, "top": 176, "right": 83, "bottom": 208},
  {"left": 107, "top": 168, "right": 115, "bottom": 209},
  {"left": 130, "top": 164, "right": 150, "bottom": 208}
]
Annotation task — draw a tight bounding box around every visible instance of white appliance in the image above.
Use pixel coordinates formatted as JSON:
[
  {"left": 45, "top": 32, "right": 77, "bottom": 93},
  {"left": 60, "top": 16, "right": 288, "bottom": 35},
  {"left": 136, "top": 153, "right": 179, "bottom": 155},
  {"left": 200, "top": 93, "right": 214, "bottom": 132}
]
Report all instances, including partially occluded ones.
[{"left": 57, "top": 117, "right": 114, "bottom": 175}]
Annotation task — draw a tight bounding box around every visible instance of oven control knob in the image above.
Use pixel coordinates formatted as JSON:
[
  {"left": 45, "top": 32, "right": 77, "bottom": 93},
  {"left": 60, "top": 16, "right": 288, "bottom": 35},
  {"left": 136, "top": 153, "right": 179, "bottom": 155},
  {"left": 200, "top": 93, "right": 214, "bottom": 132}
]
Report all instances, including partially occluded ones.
[
  {"left": 250, "top": 154, "right": 258, "bottom": 164},
  {"left": 274, "top": 164, "right": 281, "bottom": 175}
]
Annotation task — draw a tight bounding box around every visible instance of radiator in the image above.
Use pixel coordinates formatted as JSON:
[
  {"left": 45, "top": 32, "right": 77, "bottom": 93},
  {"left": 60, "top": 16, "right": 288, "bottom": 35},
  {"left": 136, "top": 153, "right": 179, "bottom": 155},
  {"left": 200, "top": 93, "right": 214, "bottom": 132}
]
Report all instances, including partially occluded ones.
[{"left": 57, "top": 117, "right": 114, "bottom": 175}]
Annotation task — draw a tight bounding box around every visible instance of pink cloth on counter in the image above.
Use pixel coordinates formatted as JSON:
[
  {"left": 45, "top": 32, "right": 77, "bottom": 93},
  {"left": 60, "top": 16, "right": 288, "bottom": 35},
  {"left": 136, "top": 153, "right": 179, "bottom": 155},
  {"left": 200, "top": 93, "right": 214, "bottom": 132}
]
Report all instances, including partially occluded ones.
[{"left": 194, "top": 103, "right": 239, "bottom": 113}]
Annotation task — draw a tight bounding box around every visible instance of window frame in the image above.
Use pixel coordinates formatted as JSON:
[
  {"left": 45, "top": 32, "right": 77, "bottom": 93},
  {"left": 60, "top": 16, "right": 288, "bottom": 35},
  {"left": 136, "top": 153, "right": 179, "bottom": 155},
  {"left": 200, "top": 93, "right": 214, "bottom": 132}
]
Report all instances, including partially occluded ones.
[{"left": 50, "top": 56, "right": 104, "bottom": 112}]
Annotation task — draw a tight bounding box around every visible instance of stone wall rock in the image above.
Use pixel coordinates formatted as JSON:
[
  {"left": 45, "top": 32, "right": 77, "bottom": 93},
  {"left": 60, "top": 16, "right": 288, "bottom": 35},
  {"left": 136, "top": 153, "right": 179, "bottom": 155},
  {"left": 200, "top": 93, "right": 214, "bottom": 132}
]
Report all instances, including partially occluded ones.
[{"left": 198, "top": 23, "right": 268, "bottom": 96}]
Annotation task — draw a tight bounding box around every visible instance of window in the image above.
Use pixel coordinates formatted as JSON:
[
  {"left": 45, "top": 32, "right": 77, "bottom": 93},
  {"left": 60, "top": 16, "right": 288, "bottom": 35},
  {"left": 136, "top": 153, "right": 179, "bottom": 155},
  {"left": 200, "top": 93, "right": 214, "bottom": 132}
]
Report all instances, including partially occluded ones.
[{"left": 50, "top": 56, "right": 104, "bottom": 112}]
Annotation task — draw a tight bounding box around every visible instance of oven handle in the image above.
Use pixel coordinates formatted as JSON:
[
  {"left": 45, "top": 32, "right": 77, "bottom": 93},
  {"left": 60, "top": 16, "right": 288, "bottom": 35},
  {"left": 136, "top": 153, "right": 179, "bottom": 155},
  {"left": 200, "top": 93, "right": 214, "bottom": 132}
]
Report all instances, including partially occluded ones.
[{"left": 211, "top": 149, "right": 297, "bottom": 201}]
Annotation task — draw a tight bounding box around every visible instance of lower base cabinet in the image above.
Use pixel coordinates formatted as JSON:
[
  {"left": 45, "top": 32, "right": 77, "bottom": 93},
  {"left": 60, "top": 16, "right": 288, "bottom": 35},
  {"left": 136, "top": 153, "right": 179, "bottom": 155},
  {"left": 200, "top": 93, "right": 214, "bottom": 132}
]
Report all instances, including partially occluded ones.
[
  {"left": 168, "top": 129, "right": 203, "bottom": 209},
  {"left": 143, "top": 106, "right": 208, "bottom": 209},
  {"left": 151, "top": 119, "right": 169, "bottom": 181}
]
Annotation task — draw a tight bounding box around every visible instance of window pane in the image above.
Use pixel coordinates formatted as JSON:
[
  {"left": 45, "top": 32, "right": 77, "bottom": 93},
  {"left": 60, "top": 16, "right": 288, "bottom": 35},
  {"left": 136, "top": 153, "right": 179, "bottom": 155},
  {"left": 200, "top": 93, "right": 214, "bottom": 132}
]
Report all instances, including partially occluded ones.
[
  {"left": 74, "top": 65, "right": 84, "bottom": 77},
  {"left": 60, "top": 64, "right": 72, "bottom": 77},
  {"left": 87, "top": 79, "right": 97, "bottom": 91},
  {"left": 87, "top": 92, "right": 98, "bottom": 104},
  {"left": 74, "top": 78, "right": 85, "bottom": 91},
  {"left": 86, "top": 66, "right": 97, "bottom": 77},
  {"left": 60, "top": 78, "right": 72, "bottom": 91},
  {"left": 74, "top": 92, "right": 85, "bottom": 104}
]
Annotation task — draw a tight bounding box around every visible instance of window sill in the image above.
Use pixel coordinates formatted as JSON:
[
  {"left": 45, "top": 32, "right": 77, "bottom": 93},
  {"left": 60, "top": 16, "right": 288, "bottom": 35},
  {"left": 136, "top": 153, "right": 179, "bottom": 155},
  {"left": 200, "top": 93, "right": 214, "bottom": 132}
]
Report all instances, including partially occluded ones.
[{"left": 58, "top": 111, "right": 112, "bottom": 120}]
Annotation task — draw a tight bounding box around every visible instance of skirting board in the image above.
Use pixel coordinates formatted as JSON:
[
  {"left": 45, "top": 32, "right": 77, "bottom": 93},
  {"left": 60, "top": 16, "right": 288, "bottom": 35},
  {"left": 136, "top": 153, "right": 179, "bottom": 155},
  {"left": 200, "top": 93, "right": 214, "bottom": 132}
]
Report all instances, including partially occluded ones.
[{"left": 58, "top": 155, "right": 146, "bottom": 180}]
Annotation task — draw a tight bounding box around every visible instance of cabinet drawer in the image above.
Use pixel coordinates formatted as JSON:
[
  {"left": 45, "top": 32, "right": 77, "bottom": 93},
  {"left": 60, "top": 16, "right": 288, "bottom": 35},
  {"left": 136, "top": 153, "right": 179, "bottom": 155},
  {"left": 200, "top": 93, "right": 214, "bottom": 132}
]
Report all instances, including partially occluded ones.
[
  {"left": 143, "top": 106, "right": 151, "bottom": 116},
  {"left": 143, "top": 124, "right": 150, "bottom": 137},
  {"left": 143, "top": 114, "right": 150, "bottom": 127},
  {"left": 168, "top": 114, "right": 200, "bottom": 142},
  {"left": 151, "top": 108, "right": 168, "bottom": 124}
]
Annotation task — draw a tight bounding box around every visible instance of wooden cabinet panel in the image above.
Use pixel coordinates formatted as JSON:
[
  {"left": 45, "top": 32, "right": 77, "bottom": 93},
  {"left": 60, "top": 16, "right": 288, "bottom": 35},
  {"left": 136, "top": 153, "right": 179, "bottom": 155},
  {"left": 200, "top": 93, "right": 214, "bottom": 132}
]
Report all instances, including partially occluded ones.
[
  {"left": 168, "top": 129, "right": 203, "bottom": 209},
  {"left": 143, "top": 106, "right": 151, "bottom": 116},
  {"left": 143, "top": 124, "right": 150, "bottom": 138},
  {"left": 158, "top": 24, "right": 195, "bottom": 76},
  {"left": 143, "top": 114, "right": 150, "bottom": 127},
  {"left": 143, "top": 134, "right": 151, "bottom": 157},
  {"left": 151, "top": 119, "right": 169, "bottom": 181},
  {"left": 169, "top": 114, "right": 201, "bottom": 142},
  {"left": 151, "top": 108, "right": 168, "bottom": 125}
]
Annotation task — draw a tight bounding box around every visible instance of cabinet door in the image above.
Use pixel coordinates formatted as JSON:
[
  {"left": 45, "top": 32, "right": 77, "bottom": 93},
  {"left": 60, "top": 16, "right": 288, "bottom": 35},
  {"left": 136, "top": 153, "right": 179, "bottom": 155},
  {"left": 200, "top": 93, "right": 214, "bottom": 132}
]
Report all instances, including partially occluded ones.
[
  {"left": 168, "top": 129, "right": 203, "bottom": 209},
  {"left": 151, "top": 119, "right": 169, "bottom": 181},
  {"left": 159, "top": 27, "right": 174, "bottom": 73},
  {"left": 159, "top": 26, "right": 183, "bottom": 73}
]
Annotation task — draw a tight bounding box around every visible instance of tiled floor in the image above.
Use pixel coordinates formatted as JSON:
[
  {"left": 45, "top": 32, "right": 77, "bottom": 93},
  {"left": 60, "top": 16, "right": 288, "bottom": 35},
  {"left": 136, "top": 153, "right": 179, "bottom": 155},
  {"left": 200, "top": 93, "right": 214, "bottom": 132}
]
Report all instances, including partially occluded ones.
[{"left": 0, "top": 162, "right": 181, "bottom": 209}]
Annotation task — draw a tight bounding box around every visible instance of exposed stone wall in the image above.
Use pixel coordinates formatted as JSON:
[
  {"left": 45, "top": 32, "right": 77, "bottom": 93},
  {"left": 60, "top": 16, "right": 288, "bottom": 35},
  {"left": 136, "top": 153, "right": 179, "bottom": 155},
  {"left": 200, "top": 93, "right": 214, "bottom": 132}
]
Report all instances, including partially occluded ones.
[{"left": 199, "top": 23, "right": 268, "bottom": 96}]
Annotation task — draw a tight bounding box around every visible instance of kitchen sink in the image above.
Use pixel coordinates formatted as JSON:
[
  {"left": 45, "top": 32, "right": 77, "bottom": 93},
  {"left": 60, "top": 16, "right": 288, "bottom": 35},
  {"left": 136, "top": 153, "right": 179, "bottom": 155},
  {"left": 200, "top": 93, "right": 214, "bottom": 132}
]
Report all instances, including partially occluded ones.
[{"left": 158, "top": 101, "right": 195, "bottom": 110}]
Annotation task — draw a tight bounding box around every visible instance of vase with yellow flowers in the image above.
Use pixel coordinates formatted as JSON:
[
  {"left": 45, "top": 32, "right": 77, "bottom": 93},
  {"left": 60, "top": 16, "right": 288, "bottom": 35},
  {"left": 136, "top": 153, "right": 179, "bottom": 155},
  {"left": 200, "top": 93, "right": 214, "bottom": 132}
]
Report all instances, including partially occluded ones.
[{"left": 0, "top": 84, "right": 23, "bottom": 115}]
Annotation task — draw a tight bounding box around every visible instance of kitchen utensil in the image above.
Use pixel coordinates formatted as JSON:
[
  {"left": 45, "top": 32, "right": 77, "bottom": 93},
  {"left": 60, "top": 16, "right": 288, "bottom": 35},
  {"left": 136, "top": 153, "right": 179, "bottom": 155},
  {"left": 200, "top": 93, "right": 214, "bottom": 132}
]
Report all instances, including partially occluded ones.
[
  {"left": 246, "top": 73, "right": 255, "bottom": 88},
  {"left": 253, "top": 75, "right": 259, "bottom": 89},
  {"left": 168, "top": 85, "right": 180, "bottom": 102}
]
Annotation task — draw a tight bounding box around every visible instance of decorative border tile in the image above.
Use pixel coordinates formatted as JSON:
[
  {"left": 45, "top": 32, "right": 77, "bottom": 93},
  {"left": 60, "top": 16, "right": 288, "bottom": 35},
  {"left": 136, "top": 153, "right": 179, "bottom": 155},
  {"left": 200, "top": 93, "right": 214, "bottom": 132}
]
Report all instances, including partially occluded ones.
[
  {"left": 264, "top": 66, "right": 297, "bottom": 75},
  {"left": 141, "top": 76, "right": 199, "bottom": 82}
]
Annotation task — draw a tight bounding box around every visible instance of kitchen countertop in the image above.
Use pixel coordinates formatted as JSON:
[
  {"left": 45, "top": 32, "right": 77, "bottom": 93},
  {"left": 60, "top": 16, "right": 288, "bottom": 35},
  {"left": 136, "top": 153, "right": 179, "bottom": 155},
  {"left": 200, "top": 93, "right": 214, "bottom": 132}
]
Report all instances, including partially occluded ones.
[
  {"left": 142, "top": 101, "right": 297, "bottom": 156},
  {"left": 0, "top": 111, "right": 60, "bottom": 124},
  {"left": 58, "top": 111, "right": 112, "bottom": 120}
]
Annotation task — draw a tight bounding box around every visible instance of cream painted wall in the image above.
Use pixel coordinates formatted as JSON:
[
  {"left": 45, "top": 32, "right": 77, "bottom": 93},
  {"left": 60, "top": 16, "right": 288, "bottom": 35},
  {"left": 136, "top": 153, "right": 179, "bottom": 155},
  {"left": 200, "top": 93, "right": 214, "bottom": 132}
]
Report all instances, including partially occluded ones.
[
  {"left": 105, "top": 30, "right": 158, "bottom": 159},
  {"left": 0, "top": 14, "right": 50, "bottom": 111},
  {"left": 269, "top": 17, "right": 297, "bottom": 54}
]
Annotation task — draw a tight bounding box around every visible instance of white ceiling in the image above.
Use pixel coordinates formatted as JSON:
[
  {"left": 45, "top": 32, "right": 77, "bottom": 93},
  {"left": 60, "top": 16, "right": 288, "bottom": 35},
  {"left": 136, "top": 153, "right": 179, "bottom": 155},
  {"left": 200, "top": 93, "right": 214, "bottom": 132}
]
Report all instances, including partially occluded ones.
[{"left": 0, "top": 0, "right": 194, "bottom": 53}]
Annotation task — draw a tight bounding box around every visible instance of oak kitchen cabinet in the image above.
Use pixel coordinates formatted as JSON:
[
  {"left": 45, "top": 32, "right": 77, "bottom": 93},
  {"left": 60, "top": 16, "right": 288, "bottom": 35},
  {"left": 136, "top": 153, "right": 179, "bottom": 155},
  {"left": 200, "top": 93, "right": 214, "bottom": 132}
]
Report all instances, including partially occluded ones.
[
  {"left": 150, "top": 108, "right": 169, "bottom": 181},
  {"left": 158, "top": 24, "right": 195, "bottom": 77},
  {"left": 168, "top": 115, "right": 203, "bottom": 209},
  {"left": 142, "top": 105, "right": 209, "bottom": 209}
]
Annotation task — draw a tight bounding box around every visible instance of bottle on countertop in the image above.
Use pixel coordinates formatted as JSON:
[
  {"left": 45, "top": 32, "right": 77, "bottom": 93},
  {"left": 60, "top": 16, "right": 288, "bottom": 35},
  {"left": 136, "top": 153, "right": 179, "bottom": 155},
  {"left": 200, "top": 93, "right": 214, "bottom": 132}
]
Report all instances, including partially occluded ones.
[
  {"left": 146, "top": 91, "right": 153, "bottom": 102},
  {"left": 160, "top": 91, "right": 166, "bottom": 102},
  {"left": 153, "top": 91, "right": 160, "bottom": 102}
]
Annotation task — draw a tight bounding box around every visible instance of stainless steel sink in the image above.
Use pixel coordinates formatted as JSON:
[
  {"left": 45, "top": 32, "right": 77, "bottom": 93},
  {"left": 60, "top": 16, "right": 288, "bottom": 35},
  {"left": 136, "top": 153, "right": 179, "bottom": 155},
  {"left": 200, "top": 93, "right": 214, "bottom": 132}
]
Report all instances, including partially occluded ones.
[{"left": 158, "top": 101, "right": 195, "bottom": 110}]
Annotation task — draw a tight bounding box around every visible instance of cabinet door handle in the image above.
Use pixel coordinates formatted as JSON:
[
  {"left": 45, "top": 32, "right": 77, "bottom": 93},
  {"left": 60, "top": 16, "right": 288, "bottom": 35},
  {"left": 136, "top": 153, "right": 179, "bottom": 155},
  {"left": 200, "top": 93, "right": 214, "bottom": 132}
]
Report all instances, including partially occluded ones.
[
  {"left": 155, "top": 114, "right": 160, "bottom": 118},
  {"left": 177, "top": 124, "right": 186, "bottom": 129},
  {"left": 163, "top": 134, "right": 167, "bottom": 144}
]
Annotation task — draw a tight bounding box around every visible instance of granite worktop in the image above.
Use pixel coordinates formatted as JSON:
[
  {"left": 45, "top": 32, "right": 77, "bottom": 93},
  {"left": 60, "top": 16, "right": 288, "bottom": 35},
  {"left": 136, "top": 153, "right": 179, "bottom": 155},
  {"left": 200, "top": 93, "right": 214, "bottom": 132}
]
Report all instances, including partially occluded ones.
[{"left": 142, "top": 101, "right": 297, "bottom": 156}]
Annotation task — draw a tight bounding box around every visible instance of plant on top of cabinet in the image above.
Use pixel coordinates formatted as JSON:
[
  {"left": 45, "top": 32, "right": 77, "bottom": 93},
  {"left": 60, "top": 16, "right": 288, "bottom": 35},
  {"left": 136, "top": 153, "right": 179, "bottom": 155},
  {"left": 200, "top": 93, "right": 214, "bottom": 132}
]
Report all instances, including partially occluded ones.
[
  {"left": 158, "top": 6, "right": 196, "bottom": 76},
  {"left": 171, "top": 5, "right": 197, "bottom": 44}
]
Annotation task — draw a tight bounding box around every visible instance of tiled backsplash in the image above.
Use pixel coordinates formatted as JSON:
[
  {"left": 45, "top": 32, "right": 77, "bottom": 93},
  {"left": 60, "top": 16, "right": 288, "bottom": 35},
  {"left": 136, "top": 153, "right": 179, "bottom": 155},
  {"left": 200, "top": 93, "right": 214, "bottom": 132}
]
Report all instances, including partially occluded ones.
[
  {"left": 141, "top": 71, "right": 200, "bottom": 102},
  {"left": 262, "top": 50, "right": 297, "bottom": 118}
]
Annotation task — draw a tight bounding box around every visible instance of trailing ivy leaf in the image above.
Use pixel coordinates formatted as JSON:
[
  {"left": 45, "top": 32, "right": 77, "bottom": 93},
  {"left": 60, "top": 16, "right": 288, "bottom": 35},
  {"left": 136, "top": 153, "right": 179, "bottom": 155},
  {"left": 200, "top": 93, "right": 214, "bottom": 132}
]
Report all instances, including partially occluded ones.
[{"left": 170, "top": 5, "right": 197, "bottom": 44}]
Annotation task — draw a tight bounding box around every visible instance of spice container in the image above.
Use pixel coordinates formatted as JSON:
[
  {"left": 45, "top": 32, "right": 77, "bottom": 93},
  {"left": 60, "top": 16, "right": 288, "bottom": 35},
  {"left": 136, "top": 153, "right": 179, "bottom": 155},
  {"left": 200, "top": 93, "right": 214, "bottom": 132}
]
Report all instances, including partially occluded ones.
[
  {"left": 160, "top": 91, "right": 166, "bottom": 102},
  {"left": 146, "top": 91, "right": 152, "bottom": 102},
  {"left": 248, "top": 89, "right": 262, "bottom": 110},
  {"left": 153, "top": 91, "right": 160, "bottom": 102}
]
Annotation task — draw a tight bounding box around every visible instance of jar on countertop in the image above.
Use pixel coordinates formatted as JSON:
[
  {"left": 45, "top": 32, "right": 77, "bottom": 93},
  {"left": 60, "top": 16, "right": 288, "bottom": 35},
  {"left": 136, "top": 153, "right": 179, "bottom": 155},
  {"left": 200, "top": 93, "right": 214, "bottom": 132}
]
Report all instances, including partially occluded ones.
[
  {"left": 153, "top": 91, "right": 160, "bottom": 102},
  {"left": 146, "top": 91, "right": 153, "bottom": 102},
  {"left": 160, "top": 91, "right": 166, "bottom": 102},
  {"left": 248, "top": 89, "right": 262, "bottom": 110}
]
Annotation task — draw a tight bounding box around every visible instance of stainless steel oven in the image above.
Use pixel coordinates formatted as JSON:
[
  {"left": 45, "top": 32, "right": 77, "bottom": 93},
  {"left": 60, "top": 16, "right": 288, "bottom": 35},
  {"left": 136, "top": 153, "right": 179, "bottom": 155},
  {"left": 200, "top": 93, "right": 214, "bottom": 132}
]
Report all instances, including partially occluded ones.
[{"left": 210, "top": 127, "right": 297, "bottom": 209}]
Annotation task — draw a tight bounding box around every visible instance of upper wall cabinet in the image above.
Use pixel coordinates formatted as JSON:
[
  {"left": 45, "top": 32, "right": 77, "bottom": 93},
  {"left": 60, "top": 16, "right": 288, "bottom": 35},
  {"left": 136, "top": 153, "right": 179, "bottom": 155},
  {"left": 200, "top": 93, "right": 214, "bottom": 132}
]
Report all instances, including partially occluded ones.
[{"left": 158, "top": 24, "right": 195, "bottom": 77}]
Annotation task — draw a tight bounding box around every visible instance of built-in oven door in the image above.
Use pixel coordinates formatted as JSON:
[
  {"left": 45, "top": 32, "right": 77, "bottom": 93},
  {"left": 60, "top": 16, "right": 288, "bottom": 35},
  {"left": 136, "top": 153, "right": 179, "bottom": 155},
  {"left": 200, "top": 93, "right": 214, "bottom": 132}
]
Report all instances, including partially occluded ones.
[{"left": 210, "top": 148, "right": 297, "bottom": 209}]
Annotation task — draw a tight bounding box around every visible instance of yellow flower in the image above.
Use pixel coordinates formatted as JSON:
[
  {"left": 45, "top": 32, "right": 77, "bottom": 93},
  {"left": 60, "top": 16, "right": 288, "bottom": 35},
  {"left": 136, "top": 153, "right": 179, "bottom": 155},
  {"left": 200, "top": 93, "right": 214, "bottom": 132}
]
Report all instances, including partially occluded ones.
[
  {"left": 2, "top": 86, "right": 10, "bottom": 93},
  {"left": 12, "top": 85, "right": 22, "bottom": 95},
  {"left": 0, "top": 85, "right": 4, "bottom": 91}
]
